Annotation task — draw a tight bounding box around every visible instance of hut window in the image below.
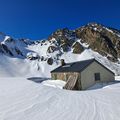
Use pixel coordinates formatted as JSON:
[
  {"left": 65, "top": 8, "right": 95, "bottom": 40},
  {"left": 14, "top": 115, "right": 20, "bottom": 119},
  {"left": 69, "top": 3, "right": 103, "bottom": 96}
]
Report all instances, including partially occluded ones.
[{"left": 94, "top": 73, "right": 100, "bottom": 81}]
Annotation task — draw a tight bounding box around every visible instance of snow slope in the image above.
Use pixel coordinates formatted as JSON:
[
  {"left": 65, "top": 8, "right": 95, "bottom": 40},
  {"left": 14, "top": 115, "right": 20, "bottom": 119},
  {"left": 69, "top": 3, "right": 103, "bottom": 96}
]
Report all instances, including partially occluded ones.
[
  {"left": 0, "top": 55, "right": 57, "bottom": 77},
  {"left": 0, "top": 77, "right": 120, "bottom": 120},
  {"left": 0, "top": 48, "right": 119, "bottom": 78}
]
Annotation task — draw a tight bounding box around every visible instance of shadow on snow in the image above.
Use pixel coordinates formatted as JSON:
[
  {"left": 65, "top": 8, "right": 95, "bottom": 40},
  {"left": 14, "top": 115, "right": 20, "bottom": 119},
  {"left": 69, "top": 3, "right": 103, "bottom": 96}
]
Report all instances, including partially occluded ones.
[
  {"left": 88, "top": 80, "right": 120, "bottom": 90},
  {"left": 27, "top": 77, "right": 50, "bottom": 83}
]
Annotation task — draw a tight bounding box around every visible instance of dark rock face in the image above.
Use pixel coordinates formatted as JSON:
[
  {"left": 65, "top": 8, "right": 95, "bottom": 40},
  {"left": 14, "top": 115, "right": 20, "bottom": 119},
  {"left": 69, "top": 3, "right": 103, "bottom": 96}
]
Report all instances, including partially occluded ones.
[
  {"left": 0, "top": 44, "right": 4, "bottom": 53},
  {"left": 15, "top": 47, "right": 23, "bottom": 56},
  {"left": 47, "top": 46, "right": 58, "bottom": 53},
  {"left": 72, "top": 42, "right": 84, "bottom": 54},
  {"left": 28, "top": 56, "right": 39, "bottom": 60},
  {"left": 48, "top": 28, "right": 76, "bottom": 52},
  {"left": 61, "top": 44, "right": 70, "bottom": 52},
  {"left": 47, "top": 57, "right": 53, "bottom": 65},
  {"left": 1, "top": 44, "right": 13, "bottom": 56}
]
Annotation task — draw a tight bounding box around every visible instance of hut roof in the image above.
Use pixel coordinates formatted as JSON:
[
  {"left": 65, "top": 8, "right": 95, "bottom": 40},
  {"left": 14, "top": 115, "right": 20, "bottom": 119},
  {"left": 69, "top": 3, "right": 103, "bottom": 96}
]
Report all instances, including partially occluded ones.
[{"left": 51, "top": 59, "right": 114, "bottom": 74}]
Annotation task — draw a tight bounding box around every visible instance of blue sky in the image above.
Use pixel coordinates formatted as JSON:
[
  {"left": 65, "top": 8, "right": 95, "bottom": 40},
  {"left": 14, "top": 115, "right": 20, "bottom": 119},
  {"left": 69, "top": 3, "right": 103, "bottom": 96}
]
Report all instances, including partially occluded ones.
[{"left": 0, "top": 0, "right": 120, "bottom": 40}]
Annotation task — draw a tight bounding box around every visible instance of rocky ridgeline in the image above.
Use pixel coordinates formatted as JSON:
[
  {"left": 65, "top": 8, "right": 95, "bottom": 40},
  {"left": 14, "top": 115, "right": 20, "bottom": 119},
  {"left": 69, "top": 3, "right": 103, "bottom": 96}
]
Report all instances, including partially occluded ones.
[
  {"left": 0, "top": 22, "right": 120, "bottom": 66},
  {"left": 48, "top": 23, "right": 120, "bottom": 62},
  {"left": 0, "top": 37, "right": 26, "bottom": 57},
  {"left": 75, "top": 23, "right": 120, "bottom": 62}
]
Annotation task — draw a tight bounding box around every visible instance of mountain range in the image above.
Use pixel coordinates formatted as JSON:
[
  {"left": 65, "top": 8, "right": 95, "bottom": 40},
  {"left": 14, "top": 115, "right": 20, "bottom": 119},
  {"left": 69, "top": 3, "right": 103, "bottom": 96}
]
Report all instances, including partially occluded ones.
[{"left": 0, "top": 22, "right": 120, "bottom": 77}]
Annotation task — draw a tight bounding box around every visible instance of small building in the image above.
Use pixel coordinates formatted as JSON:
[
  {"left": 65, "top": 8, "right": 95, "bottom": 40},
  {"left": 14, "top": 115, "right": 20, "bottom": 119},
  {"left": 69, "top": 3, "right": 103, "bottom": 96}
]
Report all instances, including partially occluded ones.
[{"left": 51, "top": 59, "right": 115, "bottom": 90}]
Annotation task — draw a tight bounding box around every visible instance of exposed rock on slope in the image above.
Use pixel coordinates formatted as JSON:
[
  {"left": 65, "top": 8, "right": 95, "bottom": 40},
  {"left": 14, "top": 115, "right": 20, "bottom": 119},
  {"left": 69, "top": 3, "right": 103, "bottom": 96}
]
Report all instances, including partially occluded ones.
[
  {"left": 47, "top": 46, "right": 58, "bottom": 53},
  {"left": 72, "top": 42, "right": 84, "bottom": 54},
  {"left": 48, "top": 28, "right": 76, "bottom": 52},
  {"left": 47, "top": 57, "right": 53, "bottom": 65},
  {"left": 75, "top": 23, "right": 120, "bottom": 62}
]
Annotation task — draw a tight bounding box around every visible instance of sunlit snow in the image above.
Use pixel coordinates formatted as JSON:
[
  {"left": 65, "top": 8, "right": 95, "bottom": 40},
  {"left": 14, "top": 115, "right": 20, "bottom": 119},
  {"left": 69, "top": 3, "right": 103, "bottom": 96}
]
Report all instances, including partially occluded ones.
[{"left": 0, "top": 77, "right": 120, "bottom": 120}]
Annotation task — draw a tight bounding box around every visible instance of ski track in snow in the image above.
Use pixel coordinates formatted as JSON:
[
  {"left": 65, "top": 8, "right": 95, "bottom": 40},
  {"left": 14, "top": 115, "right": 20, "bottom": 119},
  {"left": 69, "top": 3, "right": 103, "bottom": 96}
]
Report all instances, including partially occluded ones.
[{"left": 0, "top": 77, "right": 120, "bottom": 120}]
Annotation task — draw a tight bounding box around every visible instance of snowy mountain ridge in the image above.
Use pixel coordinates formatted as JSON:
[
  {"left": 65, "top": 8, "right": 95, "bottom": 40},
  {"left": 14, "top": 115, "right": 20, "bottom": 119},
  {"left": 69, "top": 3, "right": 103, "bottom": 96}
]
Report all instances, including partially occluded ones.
[{"left": 0, "top": 22, "right": 120, "bottom": 77}]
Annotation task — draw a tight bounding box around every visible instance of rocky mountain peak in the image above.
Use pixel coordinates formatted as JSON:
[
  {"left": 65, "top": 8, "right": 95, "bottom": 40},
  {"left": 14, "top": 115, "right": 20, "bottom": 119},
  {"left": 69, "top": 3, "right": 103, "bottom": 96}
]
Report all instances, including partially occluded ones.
[
  {"left": 46, "top": 23, "right": 120, "bottom": 62},
  {"left": 48, "top": 28, "right": 76, "bottom": 52},
  {"left": 75, "top": 23, "right": 120, "bottom": 62}
]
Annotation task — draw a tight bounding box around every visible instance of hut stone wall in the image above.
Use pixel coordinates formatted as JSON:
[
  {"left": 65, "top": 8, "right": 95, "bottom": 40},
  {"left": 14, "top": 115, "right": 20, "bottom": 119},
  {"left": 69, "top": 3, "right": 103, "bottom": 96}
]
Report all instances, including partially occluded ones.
[
  {"left": 51, "top": 72, "right": 78, "bottom": 81},
  {"left": 51, "top": 72, "right": 82, "bottom": 90}
]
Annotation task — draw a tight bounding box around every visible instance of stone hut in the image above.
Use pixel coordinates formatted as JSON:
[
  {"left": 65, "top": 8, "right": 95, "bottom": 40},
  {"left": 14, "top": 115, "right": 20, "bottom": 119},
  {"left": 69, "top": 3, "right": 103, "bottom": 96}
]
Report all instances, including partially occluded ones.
[{"left": 51, "top": 59, "right": 115, "bottom": 90}]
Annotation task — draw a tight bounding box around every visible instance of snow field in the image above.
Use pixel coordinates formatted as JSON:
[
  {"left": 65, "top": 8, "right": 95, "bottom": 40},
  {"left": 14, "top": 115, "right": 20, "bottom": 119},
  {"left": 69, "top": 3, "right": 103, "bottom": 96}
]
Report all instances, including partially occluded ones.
[{"left": 0, "top": 77, "right": 120, "bottom": 120}]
